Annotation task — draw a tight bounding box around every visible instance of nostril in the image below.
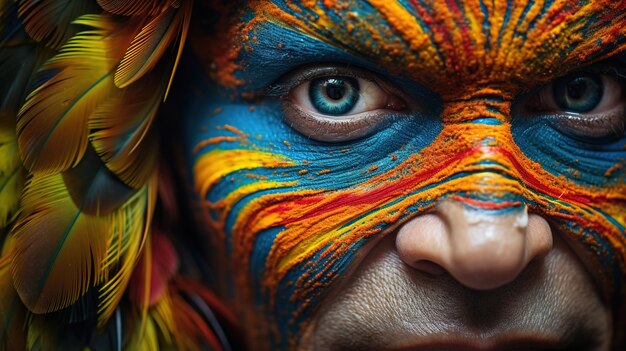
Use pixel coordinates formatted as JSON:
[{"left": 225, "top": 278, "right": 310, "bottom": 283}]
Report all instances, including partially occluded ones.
[{"left": 414, "top": 260, "right": 447, "bottom": 276}]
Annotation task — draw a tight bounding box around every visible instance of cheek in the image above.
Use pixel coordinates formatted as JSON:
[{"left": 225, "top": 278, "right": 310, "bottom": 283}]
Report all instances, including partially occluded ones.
[
  {"left": 183, "top": 96, "right": 444, "bottom": 340},
  {"left": 511, "top": 115, "right": 626, "bottom": 284}
]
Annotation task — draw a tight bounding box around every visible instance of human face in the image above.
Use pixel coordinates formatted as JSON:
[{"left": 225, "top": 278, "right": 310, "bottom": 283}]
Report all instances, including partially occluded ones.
[{"left": 182, "top": 1, "right": 626, "bottom": 350}]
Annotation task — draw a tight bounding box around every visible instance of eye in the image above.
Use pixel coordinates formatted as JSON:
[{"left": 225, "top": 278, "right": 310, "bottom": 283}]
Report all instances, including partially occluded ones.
[
  {"left": 307, "top": 77, "right": 360, "bottom": 115},
  {"left": 278, "top": 66, "right": 409, "bottom": 142},
  {"left": 523, "top": 70, "right": 625, "bottom": 141}
]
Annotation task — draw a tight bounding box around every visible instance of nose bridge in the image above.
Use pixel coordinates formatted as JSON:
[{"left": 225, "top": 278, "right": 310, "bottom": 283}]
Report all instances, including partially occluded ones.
[
  {"left": 435, "top": 87, "right": 527, "bottom": 206},
  {"left": 442, "top": 86, "right": 513, "bottom": 124}
]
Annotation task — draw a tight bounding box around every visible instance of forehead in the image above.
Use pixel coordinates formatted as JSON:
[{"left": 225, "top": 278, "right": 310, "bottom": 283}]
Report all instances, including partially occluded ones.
[{"left": 219, "top": 0, "right": 626, "bottom": 97}]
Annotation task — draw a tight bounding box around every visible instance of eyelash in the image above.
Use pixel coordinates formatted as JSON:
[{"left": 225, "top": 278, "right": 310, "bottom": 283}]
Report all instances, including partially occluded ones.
[
  {"left": 269, "top": 63, "right": 626, "bottom": 144},
  {"left": 268, "top": 64, "right": 413, "bottom": 142}
]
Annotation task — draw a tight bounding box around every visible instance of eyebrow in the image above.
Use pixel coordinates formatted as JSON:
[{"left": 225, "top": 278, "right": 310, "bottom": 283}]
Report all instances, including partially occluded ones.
[{"left": 237, "top": 21, "right": 370, "bottom": 90}]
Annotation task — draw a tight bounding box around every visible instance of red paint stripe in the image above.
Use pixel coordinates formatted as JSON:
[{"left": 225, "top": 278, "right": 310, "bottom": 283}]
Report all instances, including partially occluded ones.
[{"left": 449, "top": 194, "right": 522, "bottom": 210}]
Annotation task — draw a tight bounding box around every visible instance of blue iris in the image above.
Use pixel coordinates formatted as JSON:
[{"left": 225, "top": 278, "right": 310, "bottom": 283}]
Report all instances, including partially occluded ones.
[
  {"left": 309, "top": 77, "right": 359, "bottom": 115},
  {"left": 553, "top": 73, "right": 603, "bottom": 113}
]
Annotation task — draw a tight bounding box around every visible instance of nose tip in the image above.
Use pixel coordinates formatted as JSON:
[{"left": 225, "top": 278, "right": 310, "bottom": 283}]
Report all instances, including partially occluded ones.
[{"left": 395, "top": 201, "right": 553, "bottom": 290}]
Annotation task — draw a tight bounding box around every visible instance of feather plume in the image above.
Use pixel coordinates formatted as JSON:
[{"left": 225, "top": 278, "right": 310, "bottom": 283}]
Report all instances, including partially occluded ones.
[
  {"left": 97, "top": 176, "right": 157, "bottom": 326},
  {"left": 114, "top": 0, "right": 192, "bottom": 91},
  {"left": 16, "top": 15, "right": 123, "bottom": 174},
  {"left": 97, "top": 0, "right": 173, "bottom": 17},
  {"left": 89, "top": 75, "right": 163, "bottom": 189},
  {"left": 17, "top": 0, "right": 100, "bottom": 49},
  {"left": 9, "top": 173, "right": 113, "bottom": 313}
]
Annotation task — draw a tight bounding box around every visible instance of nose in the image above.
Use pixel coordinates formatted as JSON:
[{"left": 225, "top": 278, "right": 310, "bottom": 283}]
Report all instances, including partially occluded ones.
[{"left": 395, "top": 200, "right": 553, "bottom": 290}]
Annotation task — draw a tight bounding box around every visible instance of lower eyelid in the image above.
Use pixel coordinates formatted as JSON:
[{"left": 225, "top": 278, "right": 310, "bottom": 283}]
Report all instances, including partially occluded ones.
[
  {"left": 281, "top": 101, "right": 390, "bottom": 142},
  {"left": 550, "top": 111, "right": 626, "bottom": 140}
]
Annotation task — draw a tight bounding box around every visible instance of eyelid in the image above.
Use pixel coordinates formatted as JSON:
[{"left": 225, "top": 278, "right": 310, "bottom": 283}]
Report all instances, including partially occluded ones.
[{"left": 266, "top": 64, "right": 419, "bottom": 110}]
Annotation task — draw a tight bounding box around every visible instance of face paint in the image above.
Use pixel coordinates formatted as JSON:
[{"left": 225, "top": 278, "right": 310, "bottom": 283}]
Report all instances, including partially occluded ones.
[{"left": 184, "top": 1, "right": 626, "bottom": 349}]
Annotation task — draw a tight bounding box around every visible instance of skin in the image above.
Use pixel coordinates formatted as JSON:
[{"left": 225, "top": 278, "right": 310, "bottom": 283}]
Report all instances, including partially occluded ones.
[{"left": 182, "top": 1, "right": 626, "bottom": 349}]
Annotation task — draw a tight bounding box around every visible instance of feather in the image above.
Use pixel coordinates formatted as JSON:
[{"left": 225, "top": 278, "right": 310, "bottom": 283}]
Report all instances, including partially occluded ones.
[
  {"left": 62, "top": 146, "right": 134, "bottom": 215},
  {"left": 171, "top": 292, "right": 224, "bottom": 351},
  {"left": 0, "top": 1, "right": 25, "bottom": 44},
  {"left": 97, "top": 0, "right": 173, "bottom": 16},
  {"left": 174, "top": 277, "right": 239, "bottom": 333},
  {"left": 89, "top": 75, "right": 163, "bottom": 189},
  {"left": 17, "top": 0, "right": 100, "bottom": 49},
  {"left": 9, "top": 173, "right": 113, "bottom": 313},
  {"left": 163, "top": 0, "right": 191, "bottom": 100},
  {"left": 125, "top": 313, "right": 159, "bottom": 351},
  {"left": 16, "top": 15, "right": 124, "bottom": 174},
  {"left": 0, "top": 44, "right": 42, "bottom": 230},
  {"left": 97, "top": 176, "right": 157, "bottom": 327},
  {"left": 26, "top": 316, "right": 59, "bottom": 351},
  {"left": 129, "top": 230, "right": 178, "bottom": 306},
  {"left": 185, "top": 292, "right": 232, "bottom": 351},
  {"left": 0, "top": 44, "right": 38, "bottom": 120},
  {"left": 114, "top": 0, "right": 192, "bottom": 90},
  {"left": 0, "top": 243, "right": 27, "bottom": 351},
  {"left": 0, "top": 138, "right": 24, "bottom": 230}
]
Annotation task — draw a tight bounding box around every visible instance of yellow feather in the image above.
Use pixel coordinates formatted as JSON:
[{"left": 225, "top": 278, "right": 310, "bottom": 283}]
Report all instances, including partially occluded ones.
[
  {"left": 97, "top": 176, "right": 157, "bottom": 327},
  {"left": 26, "top": 316, "right": 58, "bottom": 351},
  {"left": 89, "top": 75, "right": 163, "bottom": 189},
  {"left": 16, "top": 15, "right": 123, "bottom": 174},
  {"left": 0, "top": 125, "right": 25, "bottom": 230},
  {"left": 126, "top": 314, "right": 159, "bottom": 351},
  {"left": 9, "top": 173, "right": 113, "bottom": 313}
]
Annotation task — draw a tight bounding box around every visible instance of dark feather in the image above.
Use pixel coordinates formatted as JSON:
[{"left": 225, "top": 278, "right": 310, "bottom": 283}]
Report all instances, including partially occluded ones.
[
  {"left": 17, "top": 0, "right": 100, "bottom": 49},
  {"left": 97, "top": 0, "right": 173, "bottom": 16},
  {"left": 62, "top": 146, "right": 135, "bottom": 215}
]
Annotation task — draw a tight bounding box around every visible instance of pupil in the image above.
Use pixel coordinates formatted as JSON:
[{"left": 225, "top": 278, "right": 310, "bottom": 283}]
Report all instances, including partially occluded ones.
[
  {"left": 553, "top": 73, "right": 603, "bottom": 113},
  {"left": 566, "top": 78, "right": 590, "bottom": 101},
  {"left": 325, "top": 79, "right": 346, "bottom": 100},
  {"left": 309, "top": 76, "right": 359, "bottom": 116}
]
